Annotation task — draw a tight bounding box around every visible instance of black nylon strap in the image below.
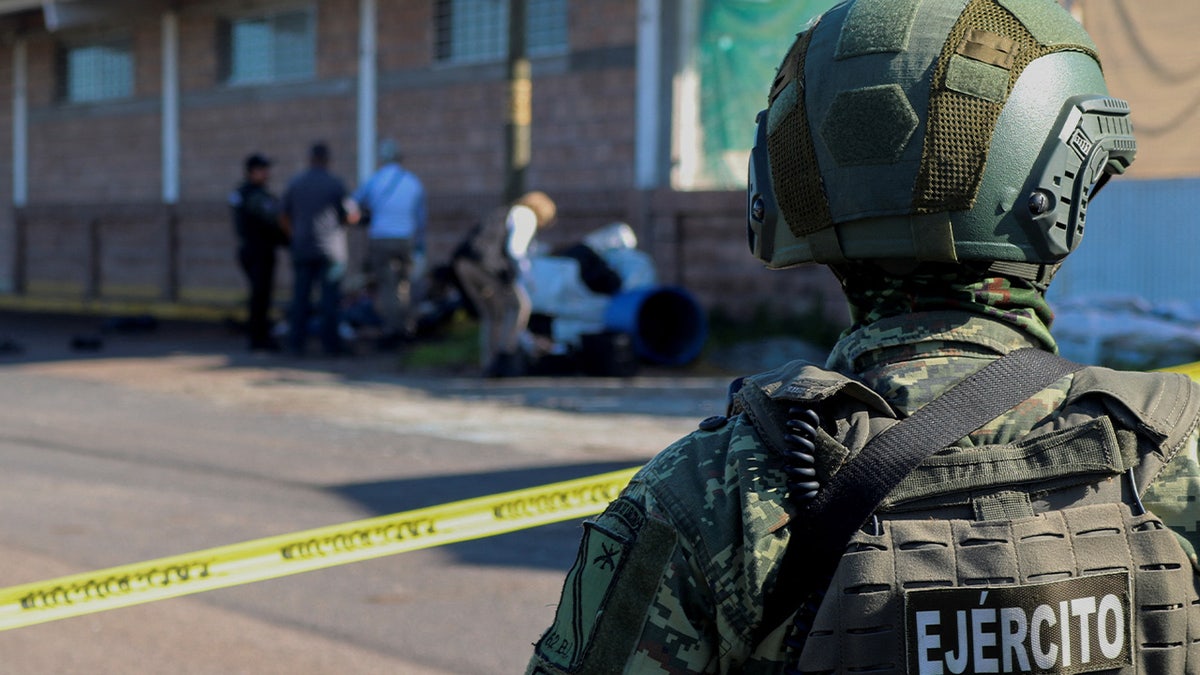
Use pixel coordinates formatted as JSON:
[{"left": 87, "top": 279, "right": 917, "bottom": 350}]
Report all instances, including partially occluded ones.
[
  {"left": 806, "top": 348, "right": 1084, "bottom": 556},
  {"left": 756, "top": 348, "right": 1085, "bottom": 650},
  {"left": 986, "top": 260, "right": 1058, "bottom": 288}
]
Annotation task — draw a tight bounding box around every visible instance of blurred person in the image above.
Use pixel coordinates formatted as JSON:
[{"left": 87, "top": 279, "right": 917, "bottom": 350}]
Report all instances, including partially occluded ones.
[
  {"left": 453, "top": 191, "right": 556, "bottom": 377},
  {"left": 229, "top": 152, "right": 286, "bottom": 353},
  {"left": 280, "top": 142, "right": 358, "bottom": 357},
  {"left": 526, "top": 1, "right": 1200, "bottom": 673},
  {"left": 353, "top": 138, "right": 428, "bottom": 349}
]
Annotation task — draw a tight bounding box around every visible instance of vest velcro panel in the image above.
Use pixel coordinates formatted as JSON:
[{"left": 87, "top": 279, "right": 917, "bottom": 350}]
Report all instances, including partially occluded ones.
[{"left": 798, "top": 503, "right": 1198, "bottom": 674}]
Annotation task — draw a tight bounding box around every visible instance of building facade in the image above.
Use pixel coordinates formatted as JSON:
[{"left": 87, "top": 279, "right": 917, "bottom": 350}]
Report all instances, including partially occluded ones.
[{"left": 0, "top": 0, "right": 1193, "bottom": 322}]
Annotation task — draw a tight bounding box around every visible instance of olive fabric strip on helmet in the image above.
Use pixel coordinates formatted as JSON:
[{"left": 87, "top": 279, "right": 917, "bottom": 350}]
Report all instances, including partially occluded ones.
[
  {"left": 914, "top": 0, "right": 1100, "bottom": 214},
  {"left": 766, "top": 27, "right": 833, "bottom": 238}
]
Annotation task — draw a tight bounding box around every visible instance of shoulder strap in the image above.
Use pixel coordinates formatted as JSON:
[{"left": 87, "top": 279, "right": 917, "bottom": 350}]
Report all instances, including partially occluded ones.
[
  {"left": 758, "top": 349, "right": 1084, "bottom": 648},
  {"left": 364, "top": 167, "right": 406, "bottom": 211},
  {"left": 806, "top": 348, "right": 1083, "bottom": 555}
]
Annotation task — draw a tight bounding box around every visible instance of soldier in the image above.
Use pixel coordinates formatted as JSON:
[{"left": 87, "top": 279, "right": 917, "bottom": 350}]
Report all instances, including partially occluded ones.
[{"left": 527, "top": 1, "right": 1200, "bottom": 673}]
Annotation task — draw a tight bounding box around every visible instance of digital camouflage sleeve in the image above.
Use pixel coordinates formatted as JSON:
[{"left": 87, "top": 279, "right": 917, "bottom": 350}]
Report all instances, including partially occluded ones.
[
  {"left": 1143, "top": 428, "right": 1200, "bottom": 569},
  {"left": 526, "top": 406, "right": 802, "bottom": 675}
]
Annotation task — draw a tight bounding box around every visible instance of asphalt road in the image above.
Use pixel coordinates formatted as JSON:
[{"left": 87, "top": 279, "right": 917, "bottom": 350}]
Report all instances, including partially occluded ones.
[{"left": 0, "top": 312, "right": 728, "bottom": 674}]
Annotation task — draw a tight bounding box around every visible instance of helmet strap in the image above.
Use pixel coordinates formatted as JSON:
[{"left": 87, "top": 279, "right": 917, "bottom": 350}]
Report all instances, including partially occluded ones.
[{"left": 985, "top": 261, "right": 1059, "bottom": 291}]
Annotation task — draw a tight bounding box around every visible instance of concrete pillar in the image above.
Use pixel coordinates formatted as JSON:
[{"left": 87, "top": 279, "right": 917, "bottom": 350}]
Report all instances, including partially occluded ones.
[
  {"left": 161, "top": 10, "right": 180, "bottom": 204},
  {"left": 357, "top": 0, "right": 377, "bottom": 183}
]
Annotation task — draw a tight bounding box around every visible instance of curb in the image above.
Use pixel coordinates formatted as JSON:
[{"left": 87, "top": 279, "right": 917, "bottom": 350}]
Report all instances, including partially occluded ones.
[{"left": 0, "top": 294, "right": 240, "bottom": 323}]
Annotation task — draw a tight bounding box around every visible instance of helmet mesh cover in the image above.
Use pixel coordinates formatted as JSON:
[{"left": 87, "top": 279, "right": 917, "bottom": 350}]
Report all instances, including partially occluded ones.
[
  {"left": 766, "top": 0, "right": 1101, "bottom": 237},
  {"left": 915, "top": 0, "right": 1099, "bottom": 213},
  {"left": 767, "top": 28, "right": 833, "bottom": 237}
]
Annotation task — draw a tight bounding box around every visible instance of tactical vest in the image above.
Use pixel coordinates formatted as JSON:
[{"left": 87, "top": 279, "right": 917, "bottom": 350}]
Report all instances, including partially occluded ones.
[
  {"left": 736, "top": 362, "right": 1200, "bottom": 674},
  {"left": 456, "top": 205, "right": 516, "bottom": 283}
]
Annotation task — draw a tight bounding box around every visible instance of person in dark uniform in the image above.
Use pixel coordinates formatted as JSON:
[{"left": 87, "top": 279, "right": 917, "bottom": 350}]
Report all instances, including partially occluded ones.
[
  {"left": 229, "top": 153, "right": 287, "bottom": 352},
  {"left": 280, "top": 142, "right": 359, "bottom": 357}
]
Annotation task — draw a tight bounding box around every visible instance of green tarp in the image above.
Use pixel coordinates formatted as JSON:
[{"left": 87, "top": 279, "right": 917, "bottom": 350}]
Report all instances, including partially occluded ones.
[{"left": 695, "top": 0, "right": 839, "bottom": 187}]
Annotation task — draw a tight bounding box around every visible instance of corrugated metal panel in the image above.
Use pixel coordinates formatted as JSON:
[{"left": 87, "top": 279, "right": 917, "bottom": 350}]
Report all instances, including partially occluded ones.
[{"left": 1049, "top": 177, "right": 1200, "bottom": 305}]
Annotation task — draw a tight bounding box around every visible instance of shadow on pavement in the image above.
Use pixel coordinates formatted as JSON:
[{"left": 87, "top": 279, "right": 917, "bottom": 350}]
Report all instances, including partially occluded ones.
[
  {"left": 0, "top": 310, "right": 730, "bottom": 418},
  {"left": 0, "top": 310, "right": 244, "bottom": 363},
  {"left": 329, "top": 461, "right": 643, "bottom": 571}
]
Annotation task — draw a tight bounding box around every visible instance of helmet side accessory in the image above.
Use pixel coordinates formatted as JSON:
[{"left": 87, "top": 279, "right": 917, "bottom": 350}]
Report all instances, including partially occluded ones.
[{"left": 1021, "top": 95, "right": 1136, "bottom": 259}]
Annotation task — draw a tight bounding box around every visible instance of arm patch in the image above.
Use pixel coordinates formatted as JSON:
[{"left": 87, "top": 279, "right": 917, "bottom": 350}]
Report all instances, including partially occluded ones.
[{"left": 532, "top": 497, "right": 677, "bottom": 674}]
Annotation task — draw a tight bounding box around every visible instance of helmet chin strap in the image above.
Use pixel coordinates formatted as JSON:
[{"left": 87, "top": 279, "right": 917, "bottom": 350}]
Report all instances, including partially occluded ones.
[{"left": 984, "top": 261, "right": 1060, "bottom": 291}]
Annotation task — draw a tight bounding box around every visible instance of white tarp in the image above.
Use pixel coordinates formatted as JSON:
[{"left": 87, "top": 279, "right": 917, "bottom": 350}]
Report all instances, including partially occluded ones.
[{"left": 527, "top": 223, "right": 657, "bottom": 348}]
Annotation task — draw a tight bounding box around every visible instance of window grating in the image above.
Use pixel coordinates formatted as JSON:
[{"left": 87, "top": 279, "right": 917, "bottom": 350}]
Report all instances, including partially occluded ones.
[
  {"left": 436, "top": 0, "right": 567, "bottom": 64},
  {"left": 61, "top": 39, "right": 134, "bottom": 103},
  {"left": 528, "top": 0, "right": 568, "bottom": 57},
  {"left": 225, "top": 8, "right": 316, "bottom": 85}
]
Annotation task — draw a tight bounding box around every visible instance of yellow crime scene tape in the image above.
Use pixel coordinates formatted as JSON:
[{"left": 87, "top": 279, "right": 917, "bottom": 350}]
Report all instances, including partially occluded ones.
[
  {"left": 0, "top": 466, "right": 640, "bottom": 632},
  {"left": 1165, "top": 360, "right": 1200, "bottom": 382},
  {"left": 5, "top": 360, "right": 1198, "bottom": 632}
]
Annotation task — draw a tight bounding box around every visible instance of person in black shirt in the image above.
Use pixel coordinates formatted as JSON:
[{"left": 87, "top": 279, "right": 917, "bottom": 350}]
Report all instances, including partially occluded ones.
[
  {"left": 229, "top": 153, "right": 287, "bottom": 352},
  {"left": 280, "top": 142, "right": 359, "bottom": 356}
]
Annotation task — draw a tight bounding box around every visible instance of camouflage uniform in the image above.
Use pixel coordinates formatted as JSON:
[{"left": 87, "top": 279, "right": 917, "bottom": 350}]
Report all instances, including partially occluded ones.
[
  {"left": 526, "top": 303, "right": 1200, "bottom": 674},
  {"left": 526, "top": 0, "right": 1177, "bottom": 669}
]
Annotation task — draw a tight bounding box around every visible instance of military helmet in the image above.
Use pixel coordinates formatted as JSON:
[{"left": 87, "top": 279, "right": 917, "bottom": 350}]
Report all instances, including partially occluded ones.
[{"left": 747, "top": 0, "right": 1137, "bottom": 282}]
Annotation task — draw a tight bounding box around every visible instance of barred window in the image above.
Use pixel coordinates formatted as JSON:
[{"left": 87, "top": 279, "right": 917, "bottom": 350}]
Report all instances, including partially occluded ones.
[
  {"left": 435, "top": 0, "right": 568, "bottom": 64},
  {"left": 220, "top": 8, "right": 316, "bottom": 85},
  {"left": 59, "top": 38, "right": 134, "bottom": 103}
]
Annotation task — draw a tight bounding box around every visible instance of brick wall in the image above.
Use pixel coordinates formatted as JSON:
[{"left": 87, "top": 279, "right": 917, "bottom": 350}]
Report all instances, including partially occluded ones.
[
  {"left": 176, "top": 1, "right": 361, "bottom": 198},
  {"left": 23, "top": 22, "right": 162, "bottom": 205},
  {"left": 29, "top": 110, "right": 163, "bottom": 204},
  {"left": 7, "top": 0, "right": 1188, "bottom": 326},
  {"left": 8, "top": 190, "right": 848, "bottom": 326},
  {"left": 377, "top": 2, "right": 431, "bottom": 71},
  {"left": 1, "top": 0, "right": 699, "bottom": 320}
]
